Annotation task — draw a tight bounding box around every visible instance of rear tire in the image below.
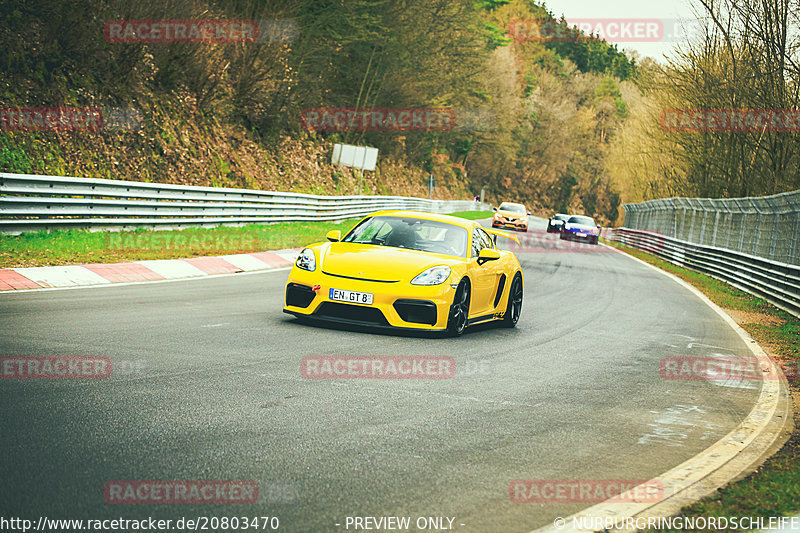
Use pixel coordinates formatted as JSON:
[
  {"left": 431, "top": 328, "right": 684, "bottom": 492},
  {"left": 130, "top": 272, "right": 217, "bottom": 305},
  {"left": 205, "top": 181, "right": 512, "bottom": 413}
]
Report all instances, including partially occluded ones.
[
  {"left": 446, "top": 279, "right": 470, "bottom": 337},
  {"left": 501, "top": 273, "right": 523, "bottom": 328}
]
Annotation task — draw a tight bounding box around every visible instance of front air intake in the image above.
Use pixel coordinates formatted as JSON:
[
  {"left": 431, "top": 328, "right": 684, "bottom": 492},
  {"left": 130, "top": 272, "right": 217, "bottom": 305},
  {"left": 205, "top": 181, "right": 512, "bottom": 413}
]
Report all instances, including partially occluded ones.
[
  {"left": 286, "top": 283, "right": 316, "bottom": 308},
  {"left": 393, "top": 299, "right": 438, "bottom": 325}
]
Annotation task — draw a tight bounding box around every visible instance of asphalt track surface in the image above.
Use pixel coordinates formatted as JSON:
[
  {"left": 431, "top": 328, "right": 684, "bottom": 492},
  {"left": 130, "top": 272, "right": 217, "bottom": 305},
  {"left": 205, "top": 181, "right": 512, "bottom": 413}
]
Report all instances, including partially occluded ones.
[{"left": 0, "top": 219, "right": 763, "bottom": 532}]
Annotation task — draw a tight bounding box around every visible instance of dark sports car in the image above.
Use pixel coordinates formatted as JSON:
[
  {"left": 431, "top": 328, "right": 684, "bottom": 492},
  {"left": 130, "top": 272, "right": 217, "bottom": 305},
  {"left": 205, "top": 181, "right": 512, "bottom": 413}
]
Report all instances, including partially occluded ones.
[
  {"left": 560, "top": 215, "right": 601, "bottom": 245},
  {"left": 547, "top": 213, "right": 571, "bottom": 233}
]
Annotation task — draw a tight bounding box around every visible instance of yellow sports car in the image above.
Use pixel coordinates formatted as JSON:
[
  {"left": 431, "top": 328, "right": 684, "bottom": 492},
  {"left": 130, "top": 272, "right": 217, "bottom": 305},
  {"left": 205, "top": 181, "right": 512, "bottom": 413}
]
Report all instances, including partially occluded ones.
[
  {"left": 283, "top": 211, "right": 524, "bottom": 336},
  {"left": 492, "top": 202, "right": 530, "bottom": 232}
]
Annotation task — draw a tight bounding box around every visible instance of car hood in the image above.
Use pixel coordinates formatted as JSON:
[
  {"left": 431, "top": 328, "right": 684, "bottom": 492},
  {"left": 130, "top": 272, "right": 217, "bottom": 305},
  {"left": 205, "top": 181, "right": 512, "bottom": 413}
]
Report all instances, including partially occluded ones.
[{"left": 317, "top": 242, "right": 462, "bottom": 282}]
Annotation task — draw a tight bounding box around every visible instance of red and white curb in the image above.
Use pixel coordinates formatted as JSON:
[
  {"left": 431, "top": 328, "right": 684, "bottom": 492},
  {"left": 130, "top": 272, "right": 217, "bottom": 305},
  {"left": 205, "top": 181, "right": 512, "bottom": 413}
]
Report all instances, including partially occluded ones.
[{"left": 0, "top": 249, "right": 300, "bottom": 291}]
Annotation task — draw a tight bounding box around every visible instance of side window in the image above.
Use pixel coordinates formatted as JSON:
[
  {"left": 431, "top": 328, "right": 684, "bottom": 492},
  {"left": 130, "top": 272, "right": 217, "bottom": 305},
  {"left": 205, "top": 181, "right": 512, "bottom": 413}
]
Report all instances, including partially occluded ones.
[
  {"left": 478, "top": 228, "right": 494, "bottom": 251},
  {"left": 471, "top": 227, "right": 494, "bottom": 258},
  {"left": 471, "top": 229, "right": 482, "bottom": 258}
]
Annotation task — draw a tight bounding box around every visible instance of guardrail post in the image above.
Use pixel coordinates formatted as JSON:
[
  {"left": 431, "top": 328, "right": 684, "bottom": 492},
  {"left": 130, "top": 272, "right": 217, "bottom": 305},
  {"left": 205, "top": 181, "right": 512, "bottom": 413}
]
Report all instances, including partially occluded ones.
[
  {"left": 768, "top": 205, "right": 779, "bottom": 261},
  {"left": 698, "top": 206, "right": 708, "bottom": 245},
  {"left": 738, "top": 212, "right": 747, "bottom": 252},
  {"left": 672, "top": 203, "right": 678, "bottom": 237},
  {"left": 711, "top": 210, "right": 720, "bottom": 247},
  {"left": 791, "top": 212, "right": 800, "bottom": 265},
  {"left": 753, "top": 212, "right": 762, "bottom": 256},
  {"left": 725, "top": 207, "right": 734, "bottom": 249},
  {"left": 678, "top": 202, "right": 687, "bottom": 240}
]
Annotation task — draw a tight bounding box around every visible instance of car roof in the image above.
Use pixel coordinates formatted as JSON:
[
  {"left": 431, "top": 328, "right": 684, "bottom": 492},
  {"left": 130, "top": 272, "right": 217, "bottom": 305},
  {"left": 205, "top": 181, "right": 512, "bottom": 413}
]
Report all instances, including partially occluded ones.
[
  {"left": 367, "top": 210, "right": 476, "bottom": 229},
  {"left": 499, "top": 202, "right": 525, "bottom": 208}
]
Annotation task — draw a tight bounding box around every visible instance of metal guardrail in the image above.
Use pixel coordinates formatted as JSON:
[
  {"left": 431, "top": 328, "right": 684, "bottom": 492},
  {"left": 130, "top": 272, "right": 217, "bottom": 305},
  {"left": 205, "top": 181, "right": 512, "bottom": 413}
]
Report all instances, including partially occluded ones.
[
  {"left": 606, "top": 227, "right": 800, "bottom": 317},
  {"left": 621, "top": 190, "right": 800, "bottom": 266},
  {"left": 0, "top": 173, "right": 490, "bottom": 233}
]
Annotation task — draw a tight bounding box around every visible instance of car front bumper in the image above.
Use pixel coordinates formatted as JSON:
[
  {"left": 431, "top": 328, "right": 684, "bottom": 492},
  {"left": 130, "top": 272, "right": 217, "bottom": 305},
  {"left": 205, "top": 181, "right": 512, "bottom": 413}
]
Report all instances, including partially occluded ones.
[
  {"left": 283, "top": 267, "right": 457, "bottom": 331},
  {"left": 561, "top": 231, "right": 598, "bottom": 241},
  {"left": 492, "top": 218, "right": 528, "bottom": 230}
]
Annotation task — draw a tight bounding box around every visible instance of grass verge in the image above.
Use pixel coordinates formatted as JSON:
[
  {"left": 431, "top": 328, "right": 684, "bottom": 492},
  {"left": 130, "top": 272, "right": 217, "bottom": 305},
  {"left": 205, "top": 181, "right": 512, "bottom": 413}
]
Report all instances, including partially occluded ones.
[
  {"left": 446, "top": 210, "right": 493, "bottom": 220},
  {"left": 604, "top": 238, "right": 800, "bottom": 531},
  {"left": 0, "top": 211, "right": 492, "bottom": 268}
]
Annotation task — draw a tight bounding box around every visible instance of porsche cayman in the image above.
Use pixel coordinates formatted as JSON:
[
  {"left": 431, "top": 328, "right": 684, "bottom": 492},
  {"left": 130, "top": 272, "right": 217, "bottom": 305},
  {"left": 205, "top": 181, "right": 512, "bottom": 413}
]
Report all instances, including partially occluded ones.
[{"left": 283, "top": 211, "right": 524, "bottom": 336}]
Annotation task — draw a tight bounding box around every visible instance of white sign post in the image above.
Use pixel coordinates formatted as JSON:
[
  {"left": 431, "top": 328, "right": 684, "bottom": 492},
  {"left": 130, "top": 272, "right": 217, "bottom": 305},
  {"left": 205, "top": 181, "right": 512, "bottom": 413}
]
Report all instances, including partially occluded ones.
[{"left": 332, "top": 144, "right": 379, "bottom": 194}]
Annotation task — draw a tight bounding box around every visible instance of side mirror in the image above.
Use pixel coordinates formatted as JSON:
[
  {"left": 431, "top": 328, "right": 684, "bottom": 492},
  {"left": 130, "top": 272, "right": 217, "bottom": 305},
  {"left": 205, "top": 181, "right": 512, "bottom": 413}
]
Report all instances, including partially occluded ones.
[
  {"left": 326, "top": 230, "right": 341, "bottom": 242},
  {"left": 492, "top": 207, "right": 497, "bottom": 212},
  {"left": 527, "top": 211, "right": 532, "bottom": 215},
  {"left": 597, "top": 225, "right": 601, "bottom": 229},
  {"left": 477, "top": 248, "right": 501, "bottom": 265}
]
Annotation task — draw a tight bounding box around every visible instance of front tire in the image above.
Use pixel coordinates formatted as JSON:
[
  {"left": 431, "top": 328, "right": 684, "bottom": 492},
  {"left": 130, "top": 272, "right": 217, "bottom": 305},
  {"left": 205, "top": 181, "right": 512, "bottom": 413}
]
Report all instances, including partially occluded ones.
[
  {"left": 501, "top": 273, "right": 523, "bottom": 328},
  {"left": 446, "top": 279, "right": 470, "bottom": 337}
]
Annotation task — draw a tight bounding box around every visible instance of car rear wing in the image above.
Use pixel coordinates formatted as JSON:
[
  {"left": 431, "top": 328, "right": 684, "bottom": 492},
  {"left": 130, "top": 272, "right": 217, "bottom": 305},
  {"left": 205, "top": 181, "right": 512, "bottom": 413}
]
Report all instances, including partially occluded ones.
[{"left": 485, "top": 228, "right": 520, "bottom": 246}]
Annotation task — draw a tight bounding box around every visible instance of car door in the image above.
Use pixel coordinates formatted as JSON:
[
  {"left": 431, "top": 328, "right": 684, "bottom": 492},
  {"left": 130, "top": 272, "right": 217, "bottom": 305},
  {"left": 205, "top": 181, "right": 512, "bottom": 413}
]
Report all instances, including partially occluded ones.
[{"left": 469, "top": 227, "right": 502, "bottom": 317}]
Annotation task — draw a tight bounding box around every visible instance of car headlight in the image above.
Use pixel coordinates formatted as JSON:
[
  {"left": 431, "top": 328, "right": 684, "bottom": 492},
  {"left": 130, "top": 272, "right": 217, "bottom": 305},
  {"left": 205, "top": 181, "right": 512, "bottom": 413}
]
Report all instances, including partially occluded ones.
[
  {"left": 296, "top": 248, "right": 316, "bottom": 271},
  {"left": 410, "top": 265, "right": 451, "bottom": 285}
]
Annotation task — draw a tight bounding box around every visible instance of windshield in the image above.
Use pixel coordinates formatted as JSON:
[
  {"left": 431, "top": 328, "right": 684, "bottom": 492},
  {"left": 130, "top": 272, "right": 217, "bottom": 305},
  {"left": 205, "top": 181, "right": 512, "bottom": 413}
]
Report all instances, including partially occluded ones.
[
  {"left": 567, "top": 216, "right": 596, "bottom": 226},
  {"left": 554, "top": 214, "right": 570, "bottom": 221},
  {"left": 499, "top": 203, "right": 526, "bottom": 213},
  {"left": 343, "top": 216, "right": 468, "bottom": 257}
]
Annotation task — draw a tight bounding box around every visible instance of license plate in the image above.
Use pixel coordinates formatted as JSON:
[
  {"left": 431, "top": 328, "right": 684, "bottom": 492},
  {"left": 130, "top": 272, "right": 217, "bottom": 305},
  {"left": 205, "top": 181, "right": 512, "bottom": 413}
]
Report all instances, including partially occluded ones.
[{"left": 329, "top": 288, "right": 374, "bottom": 305}]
